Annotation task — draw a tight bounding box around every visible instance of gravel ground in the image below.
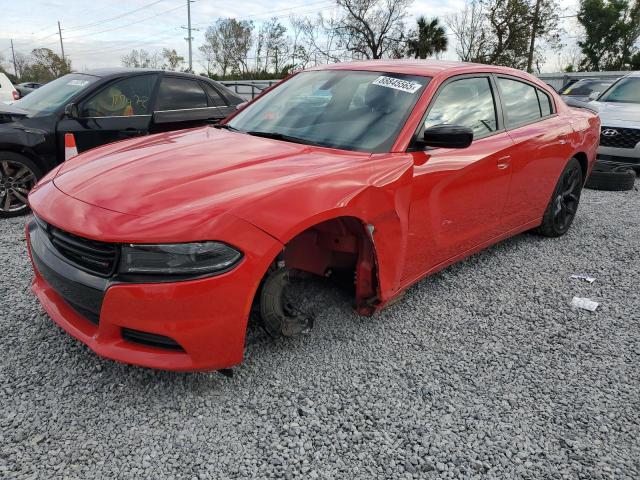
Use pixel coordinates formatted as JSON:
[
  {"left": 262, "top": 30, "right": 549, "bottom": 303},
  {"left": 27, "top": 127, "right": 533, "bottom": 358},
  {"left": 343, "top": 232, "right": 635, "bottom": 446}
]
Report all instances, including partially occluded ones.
[{"left": 1, "top": 186, "right": 639, "bottom": 479}]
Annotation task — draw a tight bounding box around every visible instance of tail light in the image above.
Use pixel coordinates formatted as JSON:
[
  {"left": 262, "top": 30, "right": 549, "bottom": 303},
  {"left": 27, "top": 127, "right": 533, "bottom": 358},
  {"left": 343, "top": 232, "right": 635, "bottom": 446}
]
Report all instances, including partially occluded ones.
[{"left": 12, "top": 91, "right": 20, "bottom": 100}]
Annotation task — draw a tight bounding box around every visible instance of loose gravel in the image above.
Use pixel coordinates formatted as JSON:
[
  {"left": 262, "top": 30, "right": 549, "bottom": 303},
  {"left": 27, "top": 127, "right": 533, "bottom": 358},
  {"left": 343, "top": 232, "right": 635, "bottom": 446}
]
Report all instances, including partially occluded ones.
[{"left": 1, "top": 186, "right": 639, "bottom": 479}]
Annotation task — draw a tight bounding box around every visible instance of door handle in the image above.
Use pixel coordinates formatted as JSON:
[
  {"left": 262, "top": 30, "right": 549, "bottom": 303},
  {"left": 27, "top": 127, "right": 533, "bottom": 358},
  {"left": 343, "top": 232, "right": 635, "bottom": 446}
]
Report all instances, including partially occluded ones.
[
  {"left": 497, "top": 155, "right": 511, "bottom": 169},
  {"left": 122, "top": 128, "right": 142, "bottom": 136}
]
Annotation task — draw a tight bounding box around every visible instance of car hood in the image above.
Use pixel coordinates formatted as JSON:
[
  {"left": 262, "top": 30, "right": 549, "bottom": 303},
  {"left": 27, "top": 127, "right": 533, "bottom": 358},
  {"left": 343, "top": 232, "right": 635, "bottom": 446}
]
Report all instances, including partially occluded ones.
[
  {"left": 590, "top": 101, "right": 640, "bottom": 123},
  {"left": 53, "top": 127, "right": 369, "bottom": 218}
]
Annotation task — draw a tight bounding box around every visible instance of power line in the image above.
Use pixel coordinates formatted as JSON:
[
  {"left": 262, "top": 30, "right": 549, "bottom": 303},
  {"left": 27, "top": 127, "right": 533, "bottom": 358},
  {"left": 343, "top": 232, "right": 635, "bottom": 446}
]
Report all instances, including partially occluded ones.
[
  {"left": 62, "top": 0, "right": 167, "bottom": 32},
  {"left": 63, "top": 4, "right": 184, "bottom": 39}
]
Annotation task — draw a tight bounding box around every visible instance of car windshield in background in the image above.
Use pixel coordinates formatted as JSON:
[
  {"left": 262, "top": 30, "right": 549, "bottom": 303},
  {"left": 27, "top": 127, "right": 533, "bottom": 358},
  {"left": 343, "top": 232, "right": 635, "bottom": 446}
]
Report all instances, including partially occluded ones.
[
  {"left": 14, "top": 73, "right": 98, "bottom": 115},
  {"left": 598, "top": 77, "right": 640, "bottom": 104},
  {"left": 227, "top": 70, "right": 430, "bottom": 153},
  {"left": 561, "top": 80, "right": 612, "bottom": 96}
]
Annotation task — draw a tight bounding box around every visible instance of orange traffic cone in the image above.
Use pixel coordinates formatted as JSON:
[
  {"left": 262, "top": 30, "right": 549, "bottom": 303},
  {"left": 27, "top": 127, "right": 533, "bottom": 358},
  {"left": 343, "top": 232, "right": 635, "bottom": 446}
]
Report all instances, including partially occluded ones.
[{"left": 64, "top": 133, "right": 78, "bottom": 161}]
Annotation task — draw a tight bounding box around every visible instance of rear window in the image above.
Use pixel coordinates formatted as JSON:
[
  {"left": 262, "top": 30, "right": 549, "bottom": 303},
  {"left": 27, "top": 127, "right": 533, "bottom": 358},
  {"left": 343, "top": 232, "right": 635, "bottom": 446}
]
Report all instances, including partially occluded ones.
[
  {"left": 156, "top": 78, "right": 208, "bottom": 111},
  {"left": 498, "top": 78, "right": 541, "bottom": 127}
]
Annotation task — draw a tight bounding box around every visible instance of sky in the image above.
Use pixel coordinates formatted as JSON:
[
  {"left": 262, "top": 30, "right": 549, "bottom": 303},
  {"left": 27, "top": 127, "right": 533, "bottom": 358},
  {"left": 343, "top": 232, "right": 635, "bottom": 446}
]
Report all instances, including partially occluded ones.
[{"left": 0, "top": 0, "right": 582, "bottom": 74}]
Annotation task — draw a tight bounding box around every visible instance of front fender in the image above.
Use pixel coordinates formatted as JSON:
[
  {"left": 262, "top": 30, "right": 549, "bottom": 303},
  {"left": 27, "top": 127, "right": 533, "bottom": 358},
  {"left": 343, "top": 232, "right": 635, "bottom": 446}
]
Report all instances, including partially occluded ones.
[{"left": 233, "top": 153, "right": 415, "bottom": 302}]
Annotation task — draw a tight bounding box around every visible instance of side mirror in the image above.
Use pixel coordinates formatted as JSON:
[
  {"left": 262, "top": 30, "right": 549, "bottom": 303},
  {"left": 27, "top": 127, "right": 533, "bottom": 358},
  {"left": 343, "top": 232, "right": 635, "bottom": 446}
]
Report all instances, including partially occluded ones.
[
  {"left": 422, "top": 124, "right": 473, "bottom": 149},
  {"left": 588, "top": 91, "right": 600, "bottom": 101},
  {"left": 64, "top": 103, "right": 79, "bottom": 119}
]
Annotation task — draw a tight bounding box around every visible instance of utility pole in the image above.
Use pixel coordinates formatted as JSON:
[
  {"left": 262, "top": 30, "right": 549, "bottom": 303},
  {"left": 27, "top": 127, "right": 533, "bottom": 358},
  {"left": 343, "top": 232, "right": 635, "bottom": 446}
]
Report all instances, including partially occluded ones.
[
  {"left": 186, "top": 0, "right": 193, "bottom": 72},
  {"left": 58, "top": 21, "right": 65, "bottom": 62},
  {"left": 10, "top": 39, "right": 18, "bottom": 77}
]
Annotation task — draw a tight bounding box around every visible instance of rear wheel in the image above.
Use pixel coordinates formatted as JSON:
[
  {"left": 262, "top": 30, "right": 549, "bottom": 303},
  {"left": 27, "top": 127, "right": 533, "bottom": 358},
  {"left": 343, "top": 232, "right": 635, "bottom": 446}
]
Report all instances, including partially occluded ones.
[
  {"left": 0, "top": 152, "right": 41, "bottom": 218},
  {"left": 537, "top": 158, "right": 583, "bottom": 237}
]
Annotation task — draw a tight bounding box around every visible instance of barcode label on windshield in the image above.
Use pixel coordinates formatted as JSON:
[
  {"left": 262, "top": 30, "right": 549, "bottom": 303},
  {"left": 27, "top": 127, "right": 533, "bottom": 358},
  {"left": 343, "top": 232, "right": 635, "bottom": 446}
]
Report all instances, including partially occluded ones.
[{"left": 372, "top": 76, "right": 422, "bottom": 93}]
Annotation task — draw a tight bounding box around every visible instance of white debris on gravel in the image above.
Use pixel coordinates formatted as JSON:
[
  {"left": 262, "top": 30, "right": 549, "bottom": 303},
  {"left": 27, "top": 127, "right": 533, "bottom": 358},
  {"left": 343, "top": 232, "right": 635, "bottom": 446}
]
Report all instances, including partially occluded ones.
[
  {"left": 1, "top": 187, "right": 639, "bottom": 479},
  {"left": 571, "top": 274, "right": 596, "bottom": 283},
  {"left": 571, "top": 296, "right": 600, "bottom": 312}
]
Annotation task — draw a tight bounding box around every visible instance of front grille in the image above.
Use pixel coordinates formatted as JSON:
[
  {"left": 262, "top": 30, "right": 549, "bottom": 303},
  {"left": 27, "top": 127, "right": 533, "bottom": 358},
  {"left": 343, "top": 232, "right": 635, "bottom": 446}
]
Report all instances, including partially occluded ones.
[
  {"left": 121, "top": 328, "right": 185, "bottom": 351},
  {"left": 597, "top": 154, "right": 640, "bottom": 165},
  {"left": 600, "top": 126, "right": 640, "bottom": 149},
  {"left": 31, "top": 248, "right": 104, "bottom": 323},
  {"left": 38, "top": 219, "right": 119, "bottom": 277}
]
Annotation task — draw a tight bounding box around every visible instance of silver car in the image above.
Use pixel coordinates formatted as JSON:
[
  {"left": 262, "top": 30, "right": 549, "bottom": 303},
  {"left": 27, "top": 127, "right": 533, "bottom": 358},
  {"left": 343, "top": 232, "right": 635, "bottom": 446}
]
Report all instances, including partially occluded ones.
[{"left": 588, "top": 72, "right": 640, "bottom": 170}]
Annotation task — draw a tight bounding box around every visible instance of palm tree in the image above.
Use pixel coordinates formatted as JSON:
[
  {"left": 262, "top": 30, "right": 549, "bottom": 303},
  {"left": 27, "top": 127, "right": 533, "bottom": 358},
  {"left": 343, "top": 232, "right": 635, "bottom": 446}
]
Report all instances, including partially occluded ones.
[{"left": 407, "top": 17, "right": 449, "bottom": 59}]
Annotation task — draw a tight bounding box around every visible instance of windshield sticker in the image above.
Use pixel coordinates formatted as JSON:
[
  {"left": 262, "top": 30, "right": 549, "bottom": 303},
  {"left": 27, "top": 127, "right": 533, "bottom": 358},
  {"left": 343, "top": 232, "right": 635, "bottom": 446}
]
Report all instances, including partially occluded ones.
[
  {"left": 67, "top": 79, "right": 90, "bottom": 87},
  {"left": 372, "top": 76, "right": 422, "bottom": 93}
]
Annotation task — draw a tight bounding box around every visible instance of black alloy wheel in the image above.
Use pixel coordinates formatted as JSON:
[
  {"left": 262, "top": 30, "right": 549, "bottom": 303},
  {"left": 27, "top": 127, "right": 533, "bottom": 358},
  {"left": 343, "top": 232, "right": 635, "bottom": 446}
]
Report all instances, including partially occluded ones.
[
  {"left": 0, "top": 153, "right": 41, "bottom": 218},
  {"left": 537, "top": 158, "right": 583, "bottom": 237}
]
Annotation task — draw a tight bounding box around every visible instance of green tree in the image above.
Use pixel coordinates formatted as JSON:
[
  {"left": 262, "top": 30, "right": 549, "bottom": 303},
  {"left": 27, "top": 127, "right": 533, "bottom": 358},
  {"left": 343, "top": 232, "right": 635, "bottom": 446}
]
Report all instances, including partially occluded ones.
[
  {"left": 577, "top": 0, "right": 640, "bottom": 70},
  {"left": 406, "top": 17, "right": 448, "bottom": 59},
  {"left": 20, "top": 48, "right": 70, "bottom": 82}
]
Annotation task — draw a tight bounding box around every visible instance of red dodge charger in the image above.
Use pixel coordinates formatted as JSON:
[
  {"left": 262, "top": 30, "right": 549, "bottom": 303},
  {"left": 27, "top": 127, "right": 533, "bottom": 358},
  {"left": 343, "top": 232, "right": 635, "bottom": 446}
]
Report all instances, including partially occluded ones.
[{"left": 27, "top": 61, "right": 600, "bottom": 372}]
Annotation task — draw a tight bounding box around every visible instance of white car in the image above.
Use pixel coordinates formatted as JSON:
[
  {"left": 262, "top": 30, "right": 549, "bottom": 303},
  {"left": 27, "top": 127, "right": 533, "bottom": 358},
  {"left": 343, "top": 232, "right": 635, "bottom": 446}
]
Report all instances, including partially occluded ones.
[
  {"left": 0, "top": 72, "right": 19, "bottom": 104},
  {"left": 588, "top": 72, "right": 640, "bottom": 170}
]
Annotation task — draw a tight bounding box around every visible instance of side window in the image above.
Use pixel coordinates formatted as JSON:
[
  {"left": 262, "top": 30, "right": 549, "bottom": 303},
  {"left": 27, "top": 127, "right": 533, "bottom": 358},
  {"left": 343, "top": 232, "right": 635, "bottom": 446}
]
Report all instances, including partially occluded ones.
[
  {"left": 423, "top": 77, "right": 498, "bottom": 137},
  {"left": 81, "top": 75, "right": 157, "bottom": 117},
  {"left": 537, "top": 89, "right": 552, "bottom": 116},
  {"left": 497, "top": 78, "right": 541, "bottom": 127},
  {"left": 156, "top": 78, "right": 208, "bottom": 111},
  {"left": 202, "top": 82, "right": 227, "bottom": 107}
]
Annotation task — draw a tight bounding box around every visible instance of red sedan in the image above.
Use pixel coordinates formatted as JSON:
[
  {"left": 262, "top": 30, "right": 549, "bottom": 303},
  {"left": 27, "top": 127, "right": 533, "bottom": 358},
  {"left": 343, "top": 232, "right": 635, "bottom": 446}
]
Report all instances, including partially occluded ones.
[{"left": 27, "top": 61, "right": 600, "bottom": 372}]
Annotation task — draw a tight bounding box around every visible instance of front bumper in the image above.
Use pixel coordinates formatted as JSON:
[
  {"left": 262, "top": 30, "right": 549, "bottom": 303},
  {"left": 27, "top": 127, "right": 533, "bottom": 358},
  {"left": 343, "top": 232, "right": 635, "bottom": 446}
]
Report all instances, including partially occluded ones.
[
  {"left": 26, "top": 210, "right": 282, "bottom": 372},
  {"left": 597, "top": 145, "right": 640, "bottom": 169}
]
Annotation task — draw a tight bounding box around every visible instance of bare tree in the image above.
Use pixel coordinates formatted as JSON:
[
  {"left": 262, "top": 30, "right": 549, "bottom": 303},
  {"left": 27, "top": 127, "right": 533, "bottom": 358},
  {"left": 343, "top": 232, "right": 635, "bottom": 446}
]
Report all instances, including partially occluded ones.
[
  {"left": 162, "top": 49, "right": 184, "bottom": 71},
  {"left": 445, "top": 1, "right": 489, "bottom": 62},
  {"left": 121, "top": 49, "right": 161, "bottom": 68},
  {"left": 259, "top": 18, "right": 290, "bottom": 73},
  {"left": 199, "top": 18, "right": 254, "bottom": 77},
  {"left": 332, "top": 0, "right": 411, "bottom": 59},
  {"left": 298, "top": 13, "right": 343, "bottom": 64},
  {"left": 555, "top": 42, "right": 582, "bottom": 72}
]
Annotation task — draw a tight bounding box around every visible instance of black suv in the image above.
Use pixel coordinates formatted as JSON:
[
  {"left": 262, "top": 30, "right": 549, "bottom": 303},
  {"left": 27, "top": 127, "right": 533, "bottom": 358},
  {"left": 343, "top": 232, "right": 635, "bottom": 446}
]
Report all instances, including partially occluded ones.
[{"left": 0, "top": 68, "right": 244, "bottom": 217}]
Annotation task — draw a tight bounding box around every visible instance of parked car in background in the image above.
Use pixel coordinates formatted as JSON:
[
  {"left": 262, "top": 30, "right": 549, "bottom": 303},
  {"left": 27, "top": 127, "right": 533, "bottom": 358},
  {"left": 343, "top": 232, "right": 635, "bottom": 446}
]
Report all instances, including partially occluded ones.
[
  {"left": 559, "top": 79, "right": 613, "bottom": 103},
  {"left": 26, "top": 60, "right": 600, "bottom": 371},
  {"left": 15, "top": 82, "right": 42, "bottom": 99},
  {"left": 0, "top": 72, "right": 19, "bottom": 104},
  {"left": 588, "top": 72, "right": 640, "bottom": 170},
  {"left": 0, "top": 68, "right": 244, "bottom": 217}
]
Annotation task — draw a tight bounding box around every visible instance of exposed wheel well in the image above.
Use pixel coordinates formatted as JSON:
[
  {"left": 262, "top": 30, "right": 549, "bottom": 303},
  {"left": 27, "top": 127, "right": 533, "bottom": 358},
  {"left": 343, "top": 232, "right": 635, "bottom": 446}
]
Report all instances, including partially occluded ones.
[{"left": 263, "top": 216, "right": 379, "bottom": 315}]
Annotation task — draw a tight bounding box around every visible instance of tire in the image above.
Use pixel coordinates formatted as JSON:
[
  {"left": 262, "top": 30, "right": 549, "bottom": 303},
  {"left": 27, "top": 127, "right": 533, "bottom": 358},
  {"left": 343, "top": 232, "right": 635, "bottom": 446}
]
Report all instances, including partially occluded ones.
[
  {"left": 537, "top": 158, "right": 583, "bottom": 238},
  {"left": 259, "top": 268, "right": 314, "bottom": 338},
  {"left": 0, "top": 152, "right": 42, "bottom": 218},
  {"left": 585, "top": 166, "right": 636, "bottom": 191}
]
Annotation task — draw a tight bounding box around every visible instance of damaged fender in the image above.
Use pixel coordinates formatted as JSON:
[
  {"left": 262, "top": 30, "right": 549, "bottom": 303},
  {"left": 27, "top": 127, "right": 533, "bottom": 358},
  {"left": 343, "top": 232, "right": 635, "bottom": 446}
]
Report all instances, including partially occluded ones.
[{"left": 233, "top": 153, "right": 416, "bottom": 312}]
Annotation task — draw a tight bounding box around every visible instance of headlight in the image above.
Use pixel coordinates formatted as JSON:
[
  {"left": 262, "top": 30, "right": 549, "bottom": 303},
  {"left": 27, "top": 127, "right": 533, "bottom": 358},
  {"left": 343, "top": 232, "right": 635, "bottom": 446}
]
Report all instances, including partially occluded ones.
[{"left": 119, "top": 242, "right": 242, "bottom": 275}]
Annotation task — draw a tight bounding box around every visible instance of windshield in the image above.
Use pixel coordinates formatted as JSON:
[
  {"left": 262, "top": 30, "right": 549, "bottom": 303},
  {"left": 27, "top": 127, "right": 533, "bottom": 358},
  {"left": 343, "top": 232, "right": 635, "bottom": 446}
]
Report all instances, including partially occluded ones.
[
  {"left": 227, "top": 70, "right": 430, "bottom": 152},
  {"left": 598, "top": 77, "right": 640, "bottom": 104},
  {"left": 561, "top": 80, "right": 612, "bottom": 96},
  {"left": 14, "top": 73, "right": 98, "bottom": 115}
]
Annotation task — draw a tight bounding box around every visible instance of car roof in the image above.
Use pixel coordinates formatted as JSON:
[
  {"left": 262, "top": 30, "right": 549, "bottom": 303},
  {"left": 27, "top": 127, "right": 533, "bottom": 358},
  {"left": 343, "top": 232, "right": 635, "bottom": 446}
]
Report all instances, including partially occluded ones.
[
  {"left": 74, "top": 68, "right": 217, "bottom": 82},
  {"left": 305, "top": 59, "right": 538, "bottom": 80}
]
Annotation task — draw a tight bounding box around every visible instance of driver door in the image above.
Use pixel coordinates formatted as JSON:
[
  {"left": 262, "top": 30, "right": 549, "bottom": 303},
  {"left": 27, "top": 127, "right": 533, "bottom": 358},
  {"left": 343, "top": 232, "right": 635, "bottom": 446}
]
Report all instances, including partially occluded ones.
[
  {"left": 401, "top": 75, "right": 515, "bottom": 284},
  {"left": 57, "top": 74, "right": 158, "bottom": 153}
]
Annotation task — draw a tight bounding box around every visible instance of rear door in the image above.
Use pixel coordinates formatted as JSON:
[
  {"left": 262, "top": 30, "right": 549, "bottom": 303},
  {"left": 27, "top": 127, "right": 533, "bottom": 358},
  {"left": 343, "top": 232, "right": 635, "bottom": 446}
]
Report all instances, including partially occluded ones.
[
  {"left": 402, "top": 75, "right": 515, "bottom": 283},
  {"left": 149, "top": 76, "right": 231, "bottom": 133},
  {"left": 57, "top": 74, "right": 159, "bottom": 153},
  {"left": 496, "top": 76, "right": 575, "bottom": 229}
]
